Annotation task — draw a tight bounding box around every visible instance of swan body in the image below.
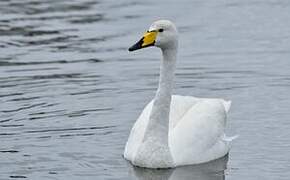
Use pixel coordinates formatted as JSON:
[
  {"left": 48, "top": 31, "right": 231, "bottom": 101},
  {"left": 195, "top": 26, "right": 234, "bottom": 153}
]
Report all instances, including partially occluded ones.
[{"left": 124, "top": 20, "right": 234, "bottom": 168}]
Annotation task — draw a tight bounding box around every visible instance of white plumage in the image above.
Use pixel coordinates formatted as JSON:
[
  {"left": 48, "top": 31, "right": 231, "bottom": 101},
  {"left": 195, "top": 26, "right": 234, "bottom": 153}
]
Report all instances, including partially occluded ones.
[{"left": 124, "top": 20, "right": 235, "bottom": 168}]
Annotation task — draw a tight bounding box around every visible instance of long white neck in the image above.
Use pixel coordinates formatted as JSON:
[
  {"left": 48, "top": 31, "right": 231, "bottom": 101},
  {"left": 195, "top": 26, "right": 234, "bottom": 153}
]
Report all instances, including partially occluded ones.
[{"left": 144, "top": 48, "right": 177, "bottom": 143}]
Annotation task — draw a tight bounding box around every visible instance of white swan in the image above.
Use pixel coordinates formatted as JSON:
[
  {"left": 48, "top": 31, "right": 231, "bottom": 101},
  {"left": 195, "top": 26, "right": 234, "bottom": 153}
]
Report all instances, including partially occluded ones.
[{"left": 124, "top": 20, "right": 234, "bottom": 168}]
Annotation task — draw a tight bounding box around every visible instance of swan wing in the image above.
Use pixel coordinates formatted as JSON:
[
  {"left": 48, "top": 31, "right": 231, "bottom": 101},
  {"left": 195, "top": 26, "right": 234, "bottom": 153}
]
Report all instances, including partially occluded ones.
[
  {"left": 169, "top": 95, "right": 200, "bottom": 129},
  {"left": 169, "top": 97, "right": 231, "bottom": 166}
]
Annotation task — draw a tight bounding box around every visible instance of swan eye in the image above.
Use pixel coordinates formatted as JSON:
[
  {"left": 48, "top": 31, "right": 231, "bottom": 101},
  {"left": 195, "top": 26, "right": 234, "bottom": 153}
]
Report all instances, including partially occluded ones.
[{"left": 158, "top": 29, "right": 164, "bottom": 32}]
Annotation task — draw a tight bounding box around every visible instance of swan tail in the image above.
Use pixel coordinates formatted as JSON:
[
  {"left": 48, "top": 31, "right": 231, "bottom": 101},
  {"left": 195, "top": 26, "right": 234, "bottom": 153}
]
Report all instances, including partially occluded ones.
[
  {"left": 222, "top": 134, "right": 239, "bottom": 142},
  {"left": 222, "top": 100, "right": 231, "bottom": 113},
  {"left": 221, "top": 134, "right": 238, "bottom": 150}
]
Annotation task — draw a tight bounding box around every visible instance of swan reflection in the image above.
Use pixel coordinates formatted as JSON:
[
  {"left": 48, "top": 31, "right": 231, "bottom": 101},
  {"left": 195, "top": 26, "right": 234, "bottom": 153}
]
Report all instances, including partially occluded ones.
[{"left": 129, "top": 154, "right": 228, "bottom": 180}]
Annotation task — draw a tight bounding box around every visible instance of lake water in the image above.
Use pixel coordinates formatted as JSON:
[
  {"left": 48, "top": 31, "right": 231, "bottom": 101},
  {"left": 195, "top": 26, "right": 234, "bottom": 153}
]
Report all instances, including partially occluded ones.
[{"left": 0, "top": 0, "right": 290, "bottom": 179}]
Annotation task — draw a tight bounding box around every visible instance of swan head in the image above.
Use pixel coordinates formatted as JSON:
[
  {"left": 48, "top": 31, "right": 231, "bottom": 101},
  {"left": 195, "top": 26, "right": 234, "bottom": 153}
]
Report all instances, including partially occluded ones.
[{"left": 129, "top": 20, "right": 178, "bottom": 52}]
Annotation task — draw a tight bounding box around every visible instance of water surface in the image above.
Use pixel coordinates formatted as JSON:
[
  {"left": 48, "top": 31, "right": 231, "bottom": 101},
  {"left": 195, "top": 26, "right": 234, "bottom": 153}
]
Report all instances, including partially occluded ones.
[{"left": 0, "top": 0, "right": 290, "bottom": 179}]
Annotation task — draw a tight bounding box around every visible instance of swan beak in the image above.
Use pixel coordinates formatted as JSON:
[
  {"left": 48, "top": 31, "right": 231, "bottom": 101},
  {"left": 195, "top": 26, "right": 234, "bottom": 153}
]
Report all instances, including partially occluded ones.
[{"left": 129, "top": 31, "right": 157, "bottom": 51}]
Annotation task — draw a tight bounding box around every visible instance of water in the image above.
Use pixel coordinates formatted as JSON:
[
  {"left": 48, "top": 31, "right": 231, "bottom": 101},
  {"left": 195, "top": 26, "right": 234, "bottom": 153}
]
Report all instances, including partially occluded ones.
[{"left": 0, "top": 0, "right": 289, "bottom": 179}]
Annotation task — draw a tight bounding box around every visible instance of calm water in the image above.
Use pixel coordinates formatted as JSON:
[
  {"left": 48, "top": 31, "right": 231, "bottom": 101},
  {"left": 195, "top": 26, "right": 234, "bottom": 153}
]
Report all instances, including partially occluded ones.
[{"left": 0, "top": 0, "right": 290, "bottom": 179}]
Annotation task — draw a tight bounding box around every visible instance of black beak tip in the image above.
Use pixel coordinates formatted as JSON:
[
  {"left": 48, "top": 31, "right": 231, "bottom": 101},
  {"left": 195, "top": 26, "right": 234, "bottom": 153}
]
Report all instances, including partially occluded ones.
[
  {"left": 128, "top": 44, "right": 139, "bottom": 52},
  {"left": 128, "top": 38, "right": 144, "bottom": 52}
]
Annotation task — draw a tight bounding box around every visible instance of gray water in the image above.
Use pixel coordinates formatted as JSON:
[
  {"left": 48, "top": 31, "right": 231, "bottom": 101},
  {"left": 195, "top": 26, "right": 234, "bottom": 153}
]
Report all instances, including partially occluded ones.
[{"left": 0, "top": 0, "right": 289, "bottom": 179}]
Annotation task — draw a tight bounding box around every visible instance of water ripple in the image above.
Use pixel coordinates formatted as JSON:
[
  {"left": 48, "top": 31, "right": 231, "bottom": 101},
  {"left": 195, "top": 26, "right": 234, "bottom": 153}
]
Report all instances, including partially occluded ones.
[
  {"left": 0, "top": 0, "right": 290, "bottom": 179},
  {"left": 24, "top": 125, "right": 115, "bottom": 134}
]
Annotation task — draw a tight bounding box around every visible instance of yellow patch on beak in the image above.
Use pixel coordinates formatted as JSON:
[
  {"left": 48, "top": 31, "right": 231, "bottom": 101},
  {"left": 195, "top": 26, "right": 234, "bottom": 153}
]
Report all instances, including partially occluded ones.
[
  {"left": 128, "top": 30, "right": 157, "bottom": 51},
  {"left": 142, "top": 31, "right": 157, "bottom": 47}
]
